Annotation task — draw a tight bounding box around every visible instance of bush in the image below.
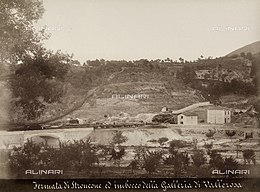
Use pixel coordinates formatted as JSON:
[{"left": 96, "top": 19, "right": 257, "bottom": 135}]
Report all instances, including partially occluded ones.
[
  {"left": 143, "top": 151, "right": 162, "bottom": 175},
  {"left": 205, "top": 129, "right": 216, "bottom": 138},
  {"left": 168, "top": 140, "right": 188, "bottom": 154},
  {"left": 209, "top": 150, "right": 224, "bottom": 169},
  {"left": 191, "top": 150, "right": 207, "bottom": 168},
  {"left": 163, "top": 151, "right": 190, "bottom": 177},
  {"left": 243, "top": 149, "right": 256, "bottom": 165},
  {"left": 158, "top": 137, "right": 169, "bottom": 146},
  {"left": 225, "top": 130, "right": 236, "bottom": 141}
]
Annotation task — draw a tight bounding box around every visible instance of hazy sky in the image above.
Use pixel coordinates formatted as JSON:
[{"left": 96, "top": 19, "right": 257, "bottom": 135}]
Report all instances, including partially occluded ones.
[{"left": 36, "top": 0, "right": 260, "bottom": 63}]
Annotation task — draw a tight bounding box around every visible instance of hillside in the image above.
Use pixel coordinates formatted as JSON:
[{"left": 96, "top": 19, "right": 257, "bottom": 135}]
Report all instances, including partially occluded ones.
[
  {"left": 3, "top": 41, "right": 259, "bottom": 125},
  {"left": 59, "top": 67, "right": 204, "bottom": 122},
  {"left": 226, "top": 41, "right": 260, "bottom": 57}
]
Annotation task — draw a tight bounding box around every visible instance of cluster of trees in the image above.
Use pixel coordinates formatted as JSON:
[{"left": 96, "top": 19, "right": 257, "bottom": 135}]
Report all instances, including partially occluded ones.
[
  {"left": 207, "top": 79, "right": 257, "bottom": 97},
  {"left": 178, "top": 66, "right": 257, "bottom": 103},
  {"left": 230, "top": 52, "right": 253, "bottom": 60},
  {"left": 8, "top": 138, "right": 98, "bottom": 178}
]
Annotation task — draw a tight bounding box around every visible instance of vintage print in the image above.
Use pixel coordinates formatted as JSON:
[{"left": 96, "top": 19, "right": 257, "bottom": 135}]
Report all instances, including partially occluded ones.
[{"left": 0, "top": 0, "right": 259, "bottom": 191}]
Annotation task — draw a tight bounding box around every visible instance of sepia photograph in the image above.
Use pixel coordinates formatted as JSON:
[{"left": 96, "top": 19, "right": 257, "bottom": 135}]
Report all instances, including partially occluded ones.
[{"left": 0, "top": 0, "right": 260, "bottom": 191}]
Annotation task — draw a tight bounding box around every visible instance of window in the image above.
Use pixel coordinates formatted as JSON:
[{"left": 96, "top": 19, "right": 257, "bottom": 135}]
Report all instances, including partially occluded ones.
[{"left": 181, "top": 116, "right": 183, "bottom": 119}]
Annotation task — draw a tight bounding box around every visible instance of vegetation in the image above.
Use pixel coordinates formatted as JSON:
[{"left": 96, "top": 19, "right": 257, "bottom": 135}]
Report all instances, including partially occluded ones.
[
  {"left": 8, "top": 139, "right": 98, "bottom": 178},
  {"left": 9, "top": 50, "right": 71, "bottom": 121},
  {"left": 205, "top": 129, "right": 216, "bottom": 138},
  {"left": 243, "top": 149, "right": 256, "bottom": 165},
  {"left": 143, "top": 151, "right": 162, "bottom": 175},
  {"left": 110, "top": 130, "right": 128, "bottom": 146},
  {"left": 225, "top": 130, "right": 236, "bottom": 141},
  {"left": 209, "top": 150, "right": 224, "bottom": 170},
  {"left": 110, "top": 147, "right": 126, "bottom": 166},
  {"left": 157, "top": 137, "right": 169, "bottom": 146},
  {"left": 191, "top": 149, "right": 207, "bottom": 168},
  {"left": 0, "top": 0, "right": 45, "bottom": 64},
  {"left": 164, "top": 150, "right": 190, "bottom": 177},
  {"left": 7, "top": 137, "right": 258, "bottom": 179}
]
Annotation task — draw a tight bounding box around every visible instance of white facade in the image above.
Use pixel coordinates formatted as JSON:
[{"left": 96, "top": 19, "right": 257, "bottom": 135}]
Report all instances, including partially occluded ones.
[
  {"left": 207, "top": 109, "right": 231, "bottom": 124},
  {"left": 177, "top": 114, "right": 198, "bottom": 125}
]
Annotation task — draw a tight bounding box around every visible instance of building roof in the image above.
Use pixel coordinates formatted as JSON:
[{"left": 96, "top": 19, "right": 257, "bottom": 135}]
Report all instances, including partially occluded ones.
[
  {"left": 207, "top": 106, "right": 231, "bottom": 111},
  {"left": 179, "top": 112, "right": 198, "bottom": 116}
]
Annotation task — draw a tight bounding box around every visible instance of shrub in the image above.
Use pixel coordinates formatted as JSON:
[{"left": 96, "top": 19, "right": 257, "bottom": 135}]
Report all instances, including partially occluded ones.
[
  {"left": 243, "top": 149, "right": 256, "bottom": 165},
  {"left": 209, "top": 150, "right": 224, "bottom": 169},
  {"left": 158, "top": 137, "right": 169, "bottom": 146},
  {"left": 168, "top": 140, "right": 188, "bottom": 154},
  {"left": 143, "top": 151, "right": 162, "bottom": 175},
  {"left": 163, "top": 151, "right": 190, "bottom": 177},
  {"left": 191, "top": 150, "right": 207, "bottom": 168},
  {"left": 205, "top": 129, "right": 216, "bottom": 138}
]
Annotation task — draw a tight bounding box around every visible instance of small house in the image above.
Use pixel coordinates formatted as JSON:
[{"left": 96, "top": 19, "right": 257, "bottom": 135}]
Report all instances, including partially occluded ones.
[{"left": 177, "top": 112, "right": 198, "bottom": 125}]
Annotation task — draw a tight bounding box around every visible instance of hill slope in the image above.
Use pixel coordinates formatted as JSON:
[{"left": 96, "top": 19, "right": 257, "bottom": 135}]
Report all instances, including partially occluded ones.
[
  {"left": 60, "top": 68, "right": 204, "bottom": 122},
  {"left": 226, "top": 41, "right": 260, "bottom": 57}
]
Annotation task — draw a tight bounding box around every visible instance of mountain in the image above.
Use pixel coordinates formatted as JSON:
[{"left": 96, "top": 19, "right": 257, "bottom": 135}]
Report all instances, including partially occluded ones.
[{"left": 226, "top": 41, "right": 260, "bottom": 57}]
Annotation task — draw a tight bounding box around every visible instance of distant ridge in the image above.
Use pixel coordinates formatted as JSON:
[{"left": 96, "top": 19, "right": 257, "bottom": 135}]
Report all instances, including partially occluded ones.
[{"left": 226, "top": 41, "right": 260, "bottom": 57}]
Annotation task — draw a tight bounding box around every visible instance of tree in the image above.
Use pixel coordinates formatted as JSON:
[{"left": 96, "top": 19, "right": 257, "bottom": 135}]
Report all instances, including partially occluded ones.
[
  {"left": 209, "top": 150, "right": 224, "bottom": 169},
  {"left": 8, "top": 139, "right": 41, "bottom": 178},
  {"left": 179, "top": 57, "right": 184, "bottom": 63},
  {"left": 168, "top": 140, "right": 187, "bottom": 154},
  {"left": 109, "top": 146, "right": 126, "bottom": 166},
  {"left": 222, "top": 157, "right": 239, "bottom": 177},
  {"left": 240, "top": 52, "right": 246, "bottom": 58},
  {"left": 205, "top": 129, "right": 216, "bottom": 139},
  {"left": 134, "top": 145, "right": 147, "bottom": 161},
  {"left": 243, "top": 149, "right": 256, "bottom": 165},
  {"left": 158, "top": 137, "right": 169, "bottom": 146},
  {"left": 62, "top": 139, "right": 98, "bottom": 176},
  {"left": 1, "top": 0, "right": 74, "bottom": 122},
  {"left": 68, "top": 139, "right": 98, "bottom": 174},
  {"left": 110, "top": 130, "right": 128, "bottom": 146},
  {"left": 246, "top": 52, "right": 252, "bottom": 60},
  {"left": 179, "top": 66, "right": 196, "bottom": 85},
  {"left": 204, "top": 141, "right": 213, "bottom": 153},
  {"left": 143, "top": 151, "right": 162, "bottom": 175},
  {"left": 191, "top": 149, "right": 207, "bottom": 168},
  {"left": 164, "top": 139, "right": 190, "bottom": 177},
  {"left": 0, "top": 0, "right": 45, "bottom": 64},
  {"left": 9, "top": 50, "right": 71, "bottom": 121},
  {"left": 225, "top": 130, "right": 236, "bottom": 141},
  {"left": 128, "top": 160, "right": 139, "bottom": 174},
  {"left": 163, "top": 151, "right": 190, "bottom": 177}
]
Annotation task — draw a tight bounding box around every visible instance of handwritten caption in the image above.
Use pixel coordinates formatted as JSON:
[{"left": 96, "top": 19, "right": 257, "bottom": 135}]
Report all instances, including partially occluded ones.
[{"left": 32, "top": 179, "right": 243, "bottom": 190}]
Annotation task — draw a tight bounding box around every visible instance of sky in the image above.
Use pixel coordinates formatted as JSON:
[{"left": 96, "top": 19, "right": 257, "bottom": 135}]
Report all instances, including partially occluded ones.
[{"left": 36, "top": 0, "right": 260, "bottom": 63}]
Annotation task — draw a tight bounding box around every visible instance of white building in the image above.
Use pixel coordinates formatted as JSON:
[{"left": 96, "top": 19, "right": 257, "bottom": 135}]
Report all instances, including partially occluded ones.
[
  {"left": 177, "top": 112, "right": 198, "bottom": 125},
  {"left": 161, "top": 107, "right": 169, "bottom": 113},
  {"left": 207, "top": 107, "right": 231, "bottom": 124}
]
